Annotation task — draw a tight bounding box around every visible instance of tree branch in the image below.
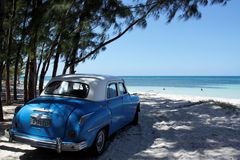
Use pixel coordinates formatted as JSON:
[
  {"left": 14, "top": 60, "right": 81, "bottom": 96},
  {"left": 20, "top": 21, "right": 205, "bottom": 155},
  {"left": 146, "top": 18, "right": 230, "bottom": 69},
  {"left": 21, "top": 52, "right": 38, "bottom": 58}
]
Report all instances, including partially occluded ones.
[{"left": 66, "top": 3, "right": 158, "bottom": 69}]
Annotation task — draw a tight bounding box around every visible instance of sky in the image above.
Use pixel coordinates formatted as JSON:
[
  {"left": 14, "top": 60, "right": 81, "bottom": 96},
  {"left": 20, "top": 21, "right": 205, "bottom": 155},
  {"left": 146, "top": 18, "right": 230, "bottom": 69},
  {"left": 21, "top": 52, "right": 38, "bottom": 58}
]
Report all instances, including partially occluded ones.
[{"left": 47, "top": 0, "right": 240, "bottom": 76}]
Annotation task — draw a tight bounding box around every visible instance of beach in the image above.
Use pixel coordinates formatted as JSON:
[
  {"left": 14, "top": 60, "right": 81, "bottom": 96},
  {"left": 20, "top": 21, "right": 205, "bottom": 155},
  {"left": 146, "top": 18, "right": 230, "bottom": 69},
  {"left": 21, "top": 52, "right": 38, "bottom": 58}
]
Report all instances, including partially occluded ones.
[
  {"left": 0, "top": 92, "right": 240, "bottom": 160},
  {"left": 0, "top": 0, "right": 239, "bottom": 158}
]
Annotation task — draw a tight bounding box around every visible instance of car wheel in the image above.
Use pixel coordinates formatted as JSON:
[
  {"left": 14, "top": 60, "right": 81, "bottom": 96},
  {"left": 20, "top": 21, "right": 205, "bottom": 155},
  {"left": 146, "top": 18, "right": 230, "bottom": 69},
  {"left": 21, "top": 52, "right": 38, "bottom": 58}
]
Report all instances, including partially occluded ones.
[
  {"left": 92, "top": 129, "right": 106, "bottom": 155},
  {"left": 132, "top": 108, "right": 139, "bottom": 125}
]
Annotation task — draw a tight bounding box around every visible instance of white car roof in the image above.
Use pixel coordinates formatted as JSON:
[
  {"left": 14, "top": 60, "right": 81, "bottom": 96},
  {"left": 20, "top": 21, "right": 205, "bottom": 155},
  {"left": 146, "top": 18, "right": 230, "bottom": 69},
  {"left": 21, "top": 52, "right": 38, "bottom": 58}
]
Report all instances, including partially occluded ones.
[
  {"left": 53, "top": 74, "right": 121, "bottom": 81},
  {"left": 41, "top": 74, "right": 125, "bottom": 101}
]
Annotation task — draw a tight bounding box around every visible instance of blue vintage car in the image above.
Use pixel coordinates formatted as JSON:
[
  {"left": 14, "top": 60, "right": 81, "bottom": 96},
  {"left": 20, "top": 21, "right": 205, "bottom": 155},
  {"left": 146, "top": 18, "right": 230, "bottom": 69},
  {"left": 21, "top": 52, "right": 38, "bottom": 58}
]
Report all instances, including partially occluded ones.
[{"left": 8, "top": 74, "right": 140, "bottom": 154}]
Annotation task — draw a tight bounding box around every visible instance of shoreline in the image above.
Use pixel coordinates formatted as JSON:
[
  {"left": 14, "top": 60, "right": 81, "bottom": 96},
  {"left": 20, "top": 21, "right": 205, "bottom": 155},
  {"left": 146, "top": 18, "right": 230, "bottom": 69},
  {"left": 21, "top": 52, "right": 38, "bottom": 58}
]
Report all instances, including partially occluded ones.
[
  {"left": 1, "top": 78, "right": 240, "bottom": 107},
  {"left": 1, "top": 91, "right": 240, "bottom": 107},
  {"left": 1, "top": 79, "right": 237, "bottom": 105},
  {"left": 135, "top": 91, "right": 240, "bottom": 107}
]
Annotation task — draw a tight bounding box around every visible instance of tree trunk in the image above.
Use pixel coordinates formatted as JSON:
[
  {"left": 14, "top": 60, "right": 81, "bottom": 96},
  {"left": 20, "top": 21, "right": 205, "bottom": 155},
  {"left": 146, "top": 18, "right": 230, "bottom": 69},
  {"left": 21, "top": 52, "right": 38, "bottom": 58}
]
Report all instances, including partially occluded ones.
[
  {"left": 5, "top": 0, "right": 17, "bottom": 104},
  {"left": 35, "top": 54, "right": 42, "bottom": 95},
  {"left": 69, "top": 57, "right": 75, "bottom": 74},
  {"left": 5, "top": 60, "right": 11, "bottom": 105},
  {"left": 28, "top": 0, "right": 43, "bottom": 100},
  {"left": 13, "top": 52, "right": 20, "bottom": 100},
  {"left": 69, "top": 24, "right": 81, "bottom": 74},
  {"left": 38, "top": 56, "right": 51, "bottom": 94},
  {"left": 24, "top": 57, "right": 29, "bottom": 103},
  {"left": 28, "top": 55, "right": 36, "bottom": 100},
  {"left": 38, "top": 60, "right": 47, "bottom": 94},
  {"left": 0, "top": 0, "right": 5, "bottom": 121},
  {"left": 52, "top": 44, "right": 61, "bottom": 77},
  {"left": 5, "top": 28, "right": 12, "bottom": 105},
  {"left": 38, "top": 33, "right": 60, "bottom": 93},
  {"left": 13, "top": 1, "right": 28, "bottom": 101},
  {"left": 28, "top": 25, "right": 38, "bottom": 100},
  {"left": 0, "top": 62, "right": 4, "bottom": 121},
  {"left": 62, "top": 56, "right": 69, "bottom": 75},
  {"left": 5, "top": 29, "right": 13, "bottom": 106},
  {"left": 69, "top": 49, "right": 77, "bottom": 74}
]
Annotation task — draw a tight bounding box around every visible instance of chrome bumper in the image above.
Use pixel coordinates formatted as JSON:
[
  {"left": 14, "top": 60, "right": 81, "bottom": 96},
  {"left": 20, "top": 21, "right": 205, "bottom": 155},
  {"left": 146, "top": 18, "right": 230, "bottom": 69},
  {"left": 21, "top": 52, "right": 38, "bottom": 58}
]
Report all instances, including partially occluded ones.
[{"left": 6, "top": 129, "right": 87, "bottom": 153}]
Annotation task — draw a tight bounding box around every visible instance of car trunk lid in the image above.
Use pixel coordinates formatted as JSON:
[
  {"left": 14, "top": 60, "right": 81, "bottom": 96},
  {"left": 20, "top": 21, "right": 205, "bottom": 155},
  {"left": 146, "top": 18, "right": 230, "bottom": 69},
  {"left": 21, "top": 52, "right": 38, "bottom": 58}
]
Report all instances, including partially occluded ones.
[{"left": 16, "top": 96, "right": 87, "bottom": 139}]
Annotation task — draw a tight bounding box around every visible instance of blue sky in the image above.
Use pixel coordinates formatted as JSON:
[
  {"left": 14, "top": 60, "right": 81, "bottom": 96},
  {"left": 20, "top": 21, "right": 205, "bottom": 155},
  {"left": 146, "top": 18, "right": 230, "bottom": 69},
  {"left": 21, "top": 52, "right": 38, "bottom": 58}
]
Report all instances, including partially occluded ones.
[{"left": 47, "top": 0, "right": 240, "bottom": 76}]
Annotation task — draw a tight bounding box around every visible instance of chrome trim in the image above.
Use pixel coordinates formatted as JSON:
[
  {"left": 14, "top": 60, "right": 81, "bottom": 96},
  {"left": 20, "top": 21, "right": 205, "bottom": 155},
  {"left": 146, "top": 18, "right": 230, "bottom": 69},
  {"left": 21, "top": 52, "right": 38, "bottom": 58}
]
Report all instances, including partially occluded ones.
[
  {"left": 56, "top": 137, "right": 62, "bottom": 153},
  {"left": 10, "top": 132, "right": 88, "bottom": 152},
  {"left": 33, "top": 108, "right": 53, "bottom": 113},
  {"left": 31, "top": 114, "right": 51, "bottom": 119},
  {"left": 79, "top": 112, "right": 95, "bottom": 125},
  {"left": 82, "top": 112, "right": 95, "bottom": 118}
]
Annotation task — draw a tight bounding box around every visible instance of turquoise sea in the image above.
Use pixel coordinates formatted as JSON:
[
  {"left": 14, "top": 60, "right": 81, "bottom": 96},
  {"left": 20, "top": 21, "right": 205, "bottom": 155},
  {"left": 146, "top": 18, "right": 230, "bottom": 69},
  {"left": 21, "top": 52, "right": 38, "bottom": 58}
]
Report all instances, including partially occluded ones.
[
  {"left": 122, "top": 76, "right": 240, "bottom": 99},
  {"left": 44, "top": 76, "right": 240, "bottom": 99}
]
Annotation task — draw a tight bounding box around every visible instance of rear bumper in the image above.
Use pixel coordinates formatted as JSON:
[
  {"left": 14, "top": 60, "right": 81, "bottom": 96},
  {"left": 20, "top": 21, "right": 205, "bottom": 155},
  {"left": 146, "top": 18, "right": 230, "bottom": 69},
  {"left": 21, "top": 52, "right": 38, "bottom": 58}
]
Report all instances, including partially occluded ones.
[{"left": 6, "top": 129, "right": 87, "bottom": 153}]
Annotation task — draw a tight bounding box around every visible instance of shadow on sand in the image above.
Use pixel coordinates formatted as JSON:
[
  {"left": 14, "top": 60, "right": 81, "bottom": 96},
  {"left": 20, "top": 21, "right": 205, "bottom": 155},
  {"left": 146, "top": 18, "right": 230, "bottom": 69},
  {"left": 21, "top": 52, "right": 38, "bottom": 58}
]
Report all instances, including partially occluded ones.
[{"left": 0, "top": 96, "right": 240, "bottom": 159}]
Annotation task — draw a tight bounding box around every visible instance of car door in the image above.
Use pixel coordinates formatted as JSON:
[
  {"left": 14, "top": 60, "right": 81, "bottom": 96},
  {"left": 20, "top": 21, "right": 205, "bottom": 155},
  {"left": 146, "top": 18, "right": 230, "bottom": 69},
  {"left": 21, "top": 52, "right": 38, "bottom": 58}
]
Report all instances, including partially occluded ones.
[
  {"left": 107, "top": 82, "right": 124, "bottom": 133},
  {"left": 118, "top": 82, "right": 134, "bottom": 124}
]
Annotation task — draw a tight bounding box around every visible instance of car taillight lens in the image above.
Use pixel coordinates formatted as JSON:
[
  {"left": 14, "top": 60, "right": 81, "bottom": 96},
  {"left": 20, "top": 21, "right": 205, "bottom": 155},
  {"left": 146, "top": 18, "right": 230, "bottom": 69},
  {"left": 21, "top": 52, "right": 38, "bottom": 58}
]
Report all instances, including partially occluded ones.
[{"left": 68, "top": 131, "right": 76, "bottom": 138}]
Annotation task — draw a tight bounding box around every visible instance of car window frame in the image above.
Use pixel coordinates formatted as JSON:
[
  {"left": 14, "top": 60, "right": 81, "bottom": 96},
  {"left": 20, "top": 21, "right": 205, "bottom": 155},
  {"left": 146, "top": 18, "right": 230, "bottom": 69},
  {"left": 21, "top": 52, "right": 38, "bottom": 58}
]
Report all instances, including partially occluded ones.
[
  {"left": 44, "top": 80, "right": 90, "bottom": 99},
  {"left": 118, "top": 82, "right": 128, "bottom": 96},
  {"left": 106, "top": 82, "right": 118, "bottom": 100}
]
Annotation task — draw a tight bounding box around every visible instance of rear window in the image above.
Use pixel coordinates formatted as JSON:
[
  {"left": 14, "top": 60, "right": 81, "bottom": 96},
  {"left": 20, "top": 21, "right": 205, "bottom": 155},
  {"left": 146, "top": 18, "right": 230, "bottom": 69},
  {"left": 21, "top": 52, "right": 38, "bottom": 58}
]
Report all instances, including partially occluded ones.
[{"left": 44, "top": 81, "right": 89, "bottom": 98}]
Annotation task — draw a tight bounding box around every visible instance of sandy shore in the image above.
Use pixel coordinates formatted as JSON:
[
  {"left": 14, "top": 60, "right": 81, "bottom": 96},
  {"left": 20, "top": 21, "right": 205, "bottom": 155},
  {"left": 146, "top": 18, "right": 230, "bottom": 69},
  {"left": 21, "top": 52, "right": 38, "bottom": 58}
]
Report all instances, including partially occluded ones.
[
  {"left": 0, "top": 93, "right": 240, "bottom": 159},
  {"left": 136, "top": 92, "right": 240, "bottom": 107}
]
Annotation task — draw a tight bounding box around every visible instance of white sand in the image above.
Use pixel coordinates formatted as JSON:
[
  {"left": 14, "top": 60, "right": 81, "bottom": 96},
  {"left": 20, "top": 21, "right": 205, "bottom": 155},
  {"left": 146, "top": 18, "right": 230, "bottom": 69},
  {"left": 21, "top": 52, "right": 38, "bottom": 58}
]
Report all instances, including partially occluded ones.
[
  {"left": 136, "top": 92, "right": 240, "bottom": 106},
  {"left": 0, "top": 93, "right": 240, "bottom": 160}
]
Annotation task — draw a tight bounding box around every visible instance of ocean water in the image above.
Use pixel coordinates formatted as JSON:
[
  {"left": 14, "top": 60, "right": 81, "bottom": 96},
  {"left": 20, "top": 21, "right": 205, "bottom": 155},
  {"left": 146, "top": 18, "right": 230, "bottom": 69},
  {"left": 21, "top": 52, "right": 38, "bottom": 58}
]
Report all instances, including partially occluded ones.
[
  {"left": 122, "top": 76, "right": 240, "bottom": 99},
  {"left": 44, "top": 76, "right": 240, "bottom": 99}
]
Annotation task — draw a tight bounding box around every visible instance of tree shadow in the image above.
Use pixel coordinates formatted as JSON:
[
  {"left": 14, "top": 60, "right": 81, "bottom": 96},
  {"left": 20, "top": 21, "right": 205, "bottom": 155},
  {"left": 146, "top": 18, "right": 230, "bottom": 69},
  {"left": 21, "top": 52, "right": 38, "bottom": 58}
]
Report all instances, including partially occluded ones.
[
  {"left": 0, "top": 145, "right": 31, "bottom": 153},
  {"left": 100, "top": 97, "right": 240, "bottom": 159},
  {"left": 19, "top": 148, "right": 96, "bottom": 160},
  {"left": 0, "top": 122, "right": 11, "bottom": 136},
  {"left": 1, "top": 97, "right": 240, "bottom": 159}
]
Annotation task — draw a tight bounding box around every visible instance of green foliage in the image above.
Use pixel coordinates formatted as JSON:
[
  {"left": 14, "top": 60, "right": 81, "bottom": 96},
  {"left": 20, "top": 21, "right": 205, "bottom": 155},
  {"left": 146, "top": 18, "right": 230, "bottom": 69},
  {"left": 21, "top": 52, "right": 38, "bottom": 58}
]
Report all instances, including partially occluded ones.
[
  {"left": 0, "top": 0, "right": 230, "bottom": 120},
  {"left": 0, "top": 0, "right": 230, "bottom": 77}
]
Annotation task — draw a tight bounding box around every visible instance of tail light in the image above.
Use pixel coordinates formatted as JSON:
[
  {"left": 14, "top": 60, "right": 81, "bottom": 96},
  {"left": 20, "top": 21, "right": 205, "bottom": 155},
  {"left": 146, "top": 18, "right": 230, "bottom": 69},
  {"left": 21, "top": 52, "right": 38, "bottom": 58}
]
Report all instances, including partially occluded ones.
[{"left": 68, "top": 131, "right": 76, "bottom": 138}]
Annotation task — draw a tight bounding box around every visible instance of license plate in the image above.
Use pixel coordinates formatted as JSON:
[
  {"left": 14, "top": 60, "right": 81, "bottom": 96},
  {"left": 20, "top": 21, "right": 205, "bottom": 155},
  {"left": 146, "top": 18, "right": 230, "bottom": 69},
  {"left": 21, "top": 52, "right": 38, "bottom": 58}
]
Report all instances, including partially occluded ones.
[{"left": 30, "top": 116, "right": 51, "bottom": 127}]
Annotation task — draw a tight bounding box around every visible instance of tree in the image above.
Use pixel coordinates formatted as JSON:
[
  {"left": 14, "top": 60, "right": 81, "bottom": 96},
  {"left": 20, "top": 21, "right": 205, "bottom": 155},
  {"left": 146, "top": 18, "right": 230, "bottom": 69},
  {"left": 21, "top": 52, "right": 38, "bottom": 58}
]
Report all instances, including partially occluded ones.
[
  {"left": 0, "top": 0, "right": 5, "bottom": 121},
  {"left": 23, "top": 57, "right": 29, "bottom": 103},
  {"left": 65, "top": 0, "right": 229, "bottom": 69},
  {"left": 13, "top": 0, "right": 29, "bottom": 100},
  {"left": 5, "top": 0, "right": 17, "bottom": 105},
  {"left": 0, "top": 0, "right": 230, "bottom": 121}
]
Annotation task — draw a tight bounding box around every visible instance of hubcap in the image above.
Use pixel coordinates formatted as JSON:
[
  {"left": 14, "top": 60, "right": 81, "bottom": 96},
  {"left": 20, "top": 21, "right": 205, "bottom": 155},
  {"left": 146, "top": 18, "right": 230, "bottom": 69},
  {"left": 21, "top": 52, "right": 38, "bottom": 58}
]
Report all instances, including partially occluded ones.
[{"left": 96, "top": 130, "right": 105, "bottom": 152}]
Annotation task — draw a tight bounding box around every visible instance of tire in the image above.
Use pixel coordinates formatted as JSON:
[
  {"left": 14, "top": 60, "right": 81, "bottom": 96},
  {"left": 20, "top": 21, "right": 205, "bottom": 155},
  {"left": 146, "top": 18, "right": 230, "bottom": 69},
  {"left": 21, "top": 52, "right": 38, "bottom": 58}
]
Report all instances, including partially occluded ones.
[
  {"left": 132, "top": 107, "right": 139, "bottom": 125},
  {"left": 91, "top": 129, "right": 106, "bottom": 155}
]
